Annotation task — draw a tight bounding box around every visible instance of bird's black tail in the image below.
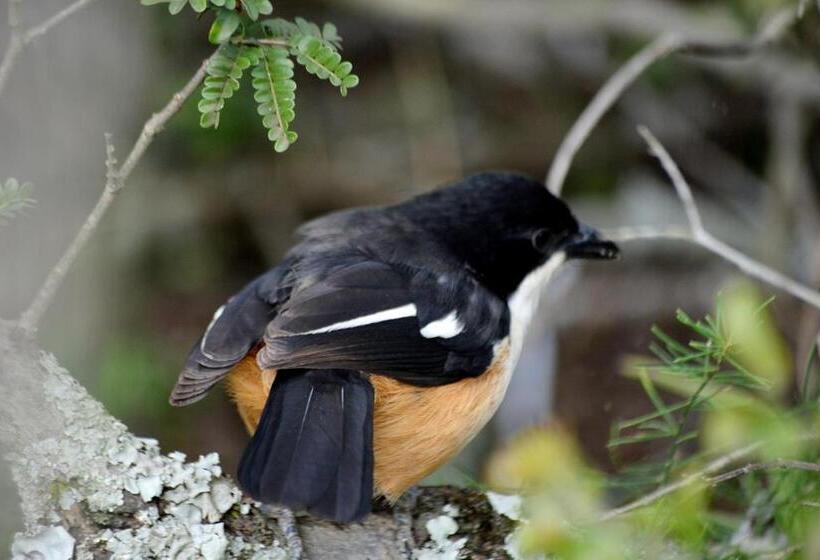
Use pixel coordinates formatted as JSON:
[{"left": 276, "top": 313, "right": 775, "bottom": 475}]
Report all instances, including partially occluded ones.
[{"left": 237, "top": 369, "right": 374, "bottom": 522}]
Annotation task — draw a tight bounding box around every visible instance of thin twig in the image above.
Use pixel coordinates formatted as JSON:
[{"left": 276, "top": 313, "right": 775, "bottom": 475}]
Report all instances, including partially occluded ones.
[
  {"left": 661, "top": 343, "right": 714, "bottom": 486},
  {"left": 0, "top": 0, "right": 100, "bottom": 96},
  {"left": 708, "top": 459, "right": 820, "bottom": 486},
  {"left": 797, "top": 0, "right": 820, "bottom": 18},
  {"left": 601, "top": 436, "right": 819, "bottom": 521},
  {"left": 603, "top": 225, "right": 691, "bottom": 243},
  {"left": 17, "top": 52, "right": 217, "bottom": 332},
  {"left": 679, "top": 8, "right": 797, "bottom": 57},
  {"left": 0, "top": 0, "right": 23, "bottom": 96},
  {"left": 546, "top": 33, "right": 681, "bottom": 195},
  {"left": 239, "top": 38, "right": 291, "bottom": 48},
  {"left": 22, "top": 0, "right": 98, "bottom": 44},
  {"left": 634, "top": 126, "right": 820, "bottom": 311},
  {"left": 546, "top": 6, "right": 799, "bottom": 196},
  {"left": 599, "top": 442, "right": 763, "bottom": 521}
]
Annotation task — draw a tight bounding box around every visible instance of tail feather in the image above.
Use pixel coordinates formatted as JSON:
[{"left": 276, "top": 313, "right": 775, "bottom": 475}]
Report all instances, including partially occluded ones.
[{"left": 237, "top": 369, "right": 374, "bottom": 522}]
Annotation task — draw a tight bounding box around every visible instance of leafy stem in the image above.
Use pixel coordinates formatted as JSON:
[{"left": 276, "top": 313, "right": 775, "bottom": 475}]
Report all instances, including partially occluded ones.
[{"left": 141, "top": 2, "right": 359, "bottom": 151}]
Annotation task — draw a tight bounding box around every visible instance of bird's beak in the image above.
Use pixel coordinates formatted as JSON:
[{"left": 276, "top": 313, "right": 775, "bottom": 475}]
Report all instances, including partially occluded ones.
[{"left": 563, "top": 224, "right": 619, "bottom": 260}]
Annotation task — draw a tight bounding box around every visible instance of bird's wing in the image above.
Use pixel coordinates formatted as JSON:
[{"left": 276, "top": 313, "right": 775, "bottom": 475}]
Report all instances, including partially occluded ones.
[
  {"left": 170, "top": 260, "right": 294, "bottom": 406},
  {"left": 258, "top": 257, "right": 510, "bottom": 386}
]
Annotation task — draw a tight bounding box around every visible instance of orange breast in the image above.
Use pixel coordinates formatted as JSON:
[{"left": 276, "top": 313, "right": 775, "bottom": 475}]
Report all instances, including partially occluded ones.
[{"left": 225, "top": 341, "right": 512, "bottom": 502}]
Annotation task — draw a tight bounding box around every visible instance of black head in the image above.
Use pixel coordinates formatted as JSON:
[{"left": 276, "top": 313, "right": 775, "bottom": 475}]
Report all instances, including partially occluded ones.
[{"left": 398, "top": 172, "right": 619, "bottom": 298}]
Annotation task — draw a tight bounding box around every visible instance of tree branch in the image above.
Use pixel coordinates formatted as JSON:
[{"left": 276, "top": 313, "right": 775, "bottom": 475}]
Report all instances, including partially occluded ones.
[
  {"left": 0, "top": 0, "right": 100, "bottom": 96},
  {"left": 797, "top": 0, "right": 820, "bottom": 19},
  {"left": 546, "top": 33, "right": 681, "bottom": 195},
  {"left": 708, "top": 459, "right": 820, "bottom": 486},
  {"left": 600, "top": 442, "right": 763, "bottom": 521},
  {"left": 631, "top": 126, "right": 820, "bottom": 311},
  {"left": 600, "top": 438, "right": 818, "bottom": 522},
  {"left": 17, "top": 51, "right": 217, "bottom": 332},
  {"left": 0, "top": 322, "right": 517, "bottom": 558},
  {"left": 545, "top": 6, "right": 799, "bottom": 196}
]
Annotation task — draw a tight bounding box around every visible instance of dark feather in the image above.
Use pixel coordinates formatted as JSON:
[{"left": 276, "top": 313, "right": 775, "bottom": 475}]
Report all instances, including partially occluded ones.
[
  {"left": 238, "top": 370, "right": 374, "bottom": 522},
  {"left": 169, "top": 262, "right": 293, "bottom": 406},
  {"left": 259, "top": 259, "right": 507, "bottom": 384}
]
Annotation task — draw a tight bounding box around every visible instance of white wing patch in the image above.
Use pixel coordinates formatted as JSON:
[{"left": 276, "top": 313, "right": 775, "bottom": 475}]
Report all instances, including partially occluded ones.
[
  {"left": 298, "top": 303, "right": 418, "bottom": 335},
  {"left": 200, "top": 304, "right": 226, "bottom": 356},
  {"left": 420, "top": 310, "right": 464, "bottom": 339}
]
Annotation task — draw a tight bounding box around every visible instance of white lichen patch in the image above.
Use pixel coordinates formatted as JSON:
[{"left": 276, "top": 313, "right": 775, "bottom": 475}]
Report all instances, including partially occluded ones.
[
  {"left": 11, "top": 525, "right": 75, "bottom": 560},
  {"left": 99, "top": 518, "right": 229, "bottom": 560},
  {"left": 5, "top": 346, "right": 287, "bottom": 559},
  {"left": 441, "top": 503, "right": 460, "bottom": 518},
  {"left": 228, "top": 536, "right": 289, "bottom": 560},
  {"left": 413, "top": 508, "right": 467, "bottom": 560},
  {"left": 486, "top": 491, "right": 523, "bottom": 521}
]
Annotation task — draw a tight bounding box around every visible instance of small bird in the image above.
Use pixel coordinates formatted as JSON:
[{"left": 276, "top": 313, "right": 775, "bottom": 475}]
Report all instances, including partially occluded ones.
[{"left": 170, "top": 172, "right": 618, "bottom": 522}]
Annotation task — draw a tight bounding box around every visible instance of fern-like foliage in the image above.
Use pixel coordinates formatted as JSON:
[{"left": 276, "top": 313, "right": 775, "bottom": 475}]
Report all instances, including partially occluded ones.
[
  {"left": 141, "top": 1, "right": 359, "bottom": 152},
  {"left": 199, "top": 44, "right": 259, "bottom": 129},
  {"left": 0, "top": 178, "right": 35, "bottom": 224},
  {"left": 608, "top": 306, "right": 771, "bottom": 494},
  {"left": 252, "top": 46, "right": 297, "bottom": 153},
  {"left": 262, "top": 17, "right": 344, "bottom": 49},
  {"left": 140, "top": 0, "right": 271, "bottom": 16},
  {"left": 291, "top": 35, "right": 359, "bottom": 96}
]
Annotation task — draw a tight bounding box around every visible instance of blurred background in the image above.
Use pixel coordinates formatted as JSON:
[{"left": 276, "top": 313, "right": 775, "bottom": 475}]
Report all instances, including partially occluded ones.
[{"left": 1, "top": 0, "right": 819, "bottom": 547}]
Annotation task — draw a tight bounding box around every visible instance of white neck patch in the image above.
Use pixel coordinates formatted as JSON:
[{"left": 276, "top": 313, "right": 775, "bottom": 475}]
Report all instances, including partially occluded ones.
[{"left": 505, "top": 251, "right": 567, "bottom": 369}]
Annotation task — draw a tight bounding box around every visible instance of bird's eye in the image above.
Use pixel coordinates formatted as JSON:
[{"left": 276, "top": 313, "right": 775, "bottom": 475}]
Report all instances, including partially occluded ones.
[{"left": 531, "top": 229, "right": 558, "bottom": 252}]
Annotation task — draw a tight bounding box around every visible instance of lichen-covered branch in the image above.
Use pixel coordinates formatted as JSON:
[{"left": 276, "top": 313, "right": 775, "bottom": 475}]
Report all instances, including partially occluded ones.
[{"left": 0, "top": 321, "right": 519, "bottom": 559}]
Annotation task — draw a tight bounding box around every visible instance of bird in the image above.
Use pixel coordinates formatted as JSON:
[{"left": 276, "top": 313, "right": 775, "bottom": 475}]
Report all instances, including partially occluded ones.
[{"left": 169, "top": 171, "right": 619, "bottom": 523}]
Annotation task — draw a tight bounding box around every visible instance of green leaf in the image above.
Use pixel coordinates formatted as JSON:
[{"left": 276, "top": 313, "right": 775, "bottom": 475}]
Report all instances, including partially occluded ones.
[
  {"left": 240, "top": 0, "right": 273, "bottom": 21},
  {"left": 290, "top": 34, "right": 359, "bottom": 96},
  {"left": 261, "top": 17, "right": 298, "bottom": 38},
  {"left": 168, "top": 0, "right": 188, "bottom": 15},
  {"left": 198, "top": 44, "right": 258, "bottom": 129},
  {"left": 209, "top": 9, "right": 242, "bottom": 44},
  {"left": 293, "top": 17, "right": 322, "bottom": 38},
  {"left": 321, "top": 22, "right": 343, "bottom": 49},
  {"left": 252, "top": 45, "right": 297, "bottom": 151},
  {"left": 190, "top": 0, "right": 208, "bottom": 12},
  {"left": 0, "top": 178, "right": 35, "bottom": 224}
]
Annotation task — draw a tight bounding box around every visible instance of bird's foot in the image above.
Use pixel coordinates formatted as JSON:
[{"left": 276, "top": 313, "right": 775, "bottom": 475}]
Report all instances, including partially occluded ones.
[{"left": 259, "top": 503, "right": 303, "bottom": 560}]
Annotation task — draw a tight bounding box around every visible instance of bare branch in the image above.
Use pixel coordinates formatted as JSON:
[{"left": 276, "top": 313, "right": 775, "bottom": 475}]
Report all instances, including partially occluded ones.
[
  {"left": 604, "top": 225, "right": 692, "bottom": 243},
  {"left": 21, "top": 0, "right": 98, "bottom": 44},
  {"left": 600, "top": 442, "right": 763, "bottom": 521},
  {"left": 797, "top": 0, "right": 820, "bottom": 18},
  {"left": 546, "top": 33, "right": 682, "bottom": 195},
  {"left": 633, "top": 127, "right": 820, "bottom": 311},
  {"left": 708, "top": 459, "right": 820, "bottom": 486},
  {"left": 637, "top": 126, "right": 703, "bottom": 232},
  {"left": 0, "top": 0, "right": 23, "bottom": 96},
  {"left": 679, "top": 8, "right": 797, "bottom": 57},
  {"left": 0, "top": 0, "right": 100, "bottom": 96},
  {"left": 546, "top": 6, "right": 800, "bottom": 196},
  {"left": 601, "top": 437, "right": 818, "bottom": 521},
  {"left": 17, "top": 52, "right": 217, "bottom": 332}
]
